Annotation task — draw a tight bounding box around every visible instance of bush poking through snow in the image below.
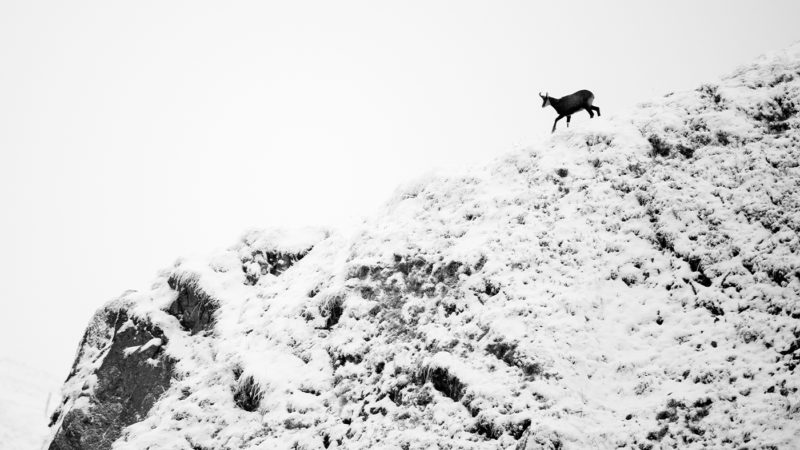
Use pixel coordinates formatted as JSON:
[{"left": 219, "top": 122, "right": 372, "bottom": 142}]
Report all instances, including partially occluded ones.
[
  {"left": 166, "top": 274, "right": 218, "bottom": 334},
  {"left": 233, "top": 375, "right": 263, "bottom": 412},
  {"left": 418, "top": 365, "right": 467, "bottom": 402},
  {"left": 644, "top": 398, "right": 714, "bottom": 446},
  {"left": 647, "top": 134, "right": 671, "bottom": 157},
  {"left": 485, "top": 341, "right": 542, "bottom": 379},
  {"left": 241, "top": 249, "right": 311, "bottom": 285},
  {"left": 750, "top": 91, "right": 798, "bottom": 133},
  {"left": 320, "top": 295, "right": 344, "bottom": 329}
]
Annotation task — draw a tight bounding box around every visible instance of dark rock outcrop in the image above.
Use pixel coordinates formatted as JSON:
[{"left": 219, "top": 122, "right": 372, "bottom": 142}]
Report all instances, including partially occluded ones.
[{"left": 48, "top": 307, "right": 174, "bottom": 450}]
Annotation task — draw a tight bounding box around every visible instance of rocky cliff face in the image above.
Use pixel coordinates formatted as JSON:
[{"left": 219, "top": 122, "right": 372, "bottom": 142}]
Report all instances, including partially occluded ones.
[
  {"left": 49, "top": 303, "right": 175, "bottom": 450},
  {"left": 48, "top": 45, "right": 800, "bottom": 449}
]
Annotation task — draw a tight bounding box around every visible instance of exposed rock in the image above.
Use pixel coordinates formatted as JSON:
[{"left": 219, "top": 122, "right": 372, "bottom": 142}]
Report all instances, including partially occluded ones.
[{"left": 48, "top": 307, "right": 174, "bottom": 450}]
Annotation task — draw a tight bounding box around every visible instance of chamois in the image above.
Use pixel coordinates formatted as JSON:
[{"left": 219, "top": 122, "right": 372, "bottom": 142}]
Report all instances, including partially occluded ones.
[{"left": 540, "top": 90, "right": 600, "bottom": 133}]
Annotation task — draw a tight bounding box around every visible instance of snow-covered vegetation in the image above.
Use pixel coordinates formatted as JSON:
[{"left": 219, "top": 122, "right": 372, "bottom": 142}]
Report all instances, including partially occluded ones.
[{"left": 48, "top": 44, "right": 800, "bottom": 449}]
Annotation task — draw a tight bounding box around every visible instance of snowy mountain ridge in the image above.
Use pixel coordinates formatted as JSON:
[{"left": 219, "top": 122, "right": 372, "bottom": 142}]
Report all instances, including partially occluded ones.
[{"left": 47, "top": 44, "right": 800, "bottom": 449}]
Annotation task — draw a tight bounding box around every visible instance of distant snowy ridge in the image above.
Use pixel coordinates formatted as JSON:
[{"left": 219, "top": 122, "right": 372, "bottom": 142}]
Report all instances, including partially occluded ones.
[
  {"left": 48, "top": 44, "right": 800, "bottom": 449},
  {"left": 0, "top": 357, "right": 60, "bottom": 450}
]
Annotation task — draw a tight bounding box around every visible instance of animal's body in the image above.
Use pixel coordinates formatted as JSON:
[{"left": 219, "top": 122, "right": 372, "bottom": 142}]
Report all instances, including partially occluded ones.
[{"left": 540, "top": 90, "right": 601, "bottom": 133}]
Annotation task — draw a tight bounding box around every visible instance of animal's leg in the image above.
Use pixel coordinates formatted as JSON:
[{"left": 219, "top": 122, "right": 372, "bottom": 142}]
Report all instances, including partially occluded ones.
[
  {"left": 566, "top": 115, "right": 571, "bottom": 127},
  {"left": 552, "top": 115, "right": 564, "bottom": 133},
  {"left": 586, "top": 107, "right": 594, "bottom": 118},
  {"left": 593, "top": 106, "right": 601, "bottom": 117}
]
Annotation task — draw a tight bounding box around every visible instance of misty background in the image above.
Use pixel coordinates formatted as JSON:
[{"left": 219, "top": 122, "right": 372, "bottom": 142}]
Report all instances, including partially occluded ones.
[{"left": 1, "top": 0, "right": 799, "bottom": 378}]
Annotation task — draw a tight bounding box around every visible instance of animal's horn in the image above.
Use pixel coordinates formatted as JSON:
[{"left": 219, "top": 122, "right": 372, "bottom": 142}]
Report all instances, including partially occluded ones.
[{"left": 539, "top": 92, "right": 545, "bottom": 98}]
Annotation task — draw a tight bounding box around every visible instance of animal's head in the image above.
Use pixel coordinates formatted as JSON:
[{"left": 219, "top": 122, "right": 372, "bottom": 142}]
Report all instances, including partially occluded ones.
[{"left": 539, "top": 92, "right": 551, "bottom": 107}]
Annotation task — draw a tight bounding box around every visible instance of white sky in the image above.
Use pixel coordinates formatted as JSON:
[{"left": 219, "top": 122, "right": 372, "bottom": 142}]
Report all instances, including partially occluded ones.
[{"left": 1, "top": 1, "right": 799, "bottom": 376}]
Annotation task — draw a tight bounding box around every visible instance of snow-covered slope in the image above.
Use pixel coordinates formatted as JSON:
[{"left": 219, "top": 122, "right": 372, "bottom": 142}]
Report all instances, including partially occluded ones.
[
  {"left": 0, "top": 357, "right": 60, "bottom": 450},
  {"left": 48, "top": 45, "right": 800, "bottom": 450}
]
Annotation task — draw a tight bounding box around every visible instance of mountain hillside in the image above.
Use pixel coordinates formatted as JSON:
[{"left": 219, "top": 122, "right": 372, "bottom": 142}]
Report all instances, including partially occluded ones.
[{"left": 47, "top": 44, "right": 800, "bottom": 450}]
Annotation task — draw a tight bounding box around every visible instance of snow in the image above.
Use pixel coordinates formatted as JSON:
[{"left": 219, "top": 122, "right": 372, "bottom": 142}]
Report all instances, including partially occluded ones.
[
  {"left": 0, "top": 357, "right": 60, "bottom": 450},
  {"left": 123, "top": 338, "right": 163, "bottom": 357},
  {"left": 50, "top": 43, "right": 800, "bottom": 449}
]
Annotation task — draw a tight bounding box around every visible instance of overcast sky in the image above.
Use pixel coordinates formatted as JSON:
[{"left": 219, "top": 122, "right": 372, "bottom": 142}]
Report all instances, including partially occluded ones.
[{"left": 2, "top": 1, "right": 799, "bottom": 376}]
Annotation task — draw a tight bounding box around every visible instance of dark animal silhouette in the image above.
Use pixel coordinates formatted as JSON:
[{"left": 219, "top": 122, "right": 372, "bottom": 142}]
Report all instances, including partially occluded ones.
[{"left": 540, "top": 90, "right": 601, "bottom": 133}]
